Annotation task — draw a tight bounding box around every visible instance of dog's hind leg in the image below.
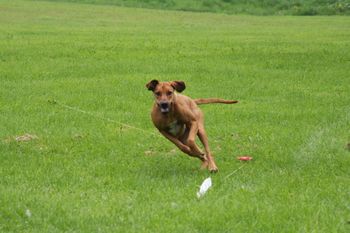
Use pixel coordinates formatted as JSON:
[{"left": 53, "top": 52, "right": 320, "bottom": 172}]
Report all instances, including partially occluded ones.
[{"left": 197, "top": 124, "right": 218, "bottom": 173}]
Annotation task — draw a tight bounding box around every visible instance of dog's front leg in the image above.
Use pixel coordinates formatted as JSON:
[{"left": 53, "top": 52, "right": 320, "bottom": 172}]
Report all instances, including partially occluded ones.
[
  {"left": 159, "top": 130, "right": 205, "bottom": 160},
  {"left": 185, "top": 121, "right": 206, "bottom": 158}
]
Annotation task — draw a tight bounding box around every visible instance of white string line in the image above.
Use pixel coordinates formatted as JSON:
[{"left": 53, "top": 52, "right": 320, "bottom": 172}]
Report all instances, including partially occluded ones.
[
  {"left": 224, "top": 164, "right": 245, "bottom": 180},
  {"left": 53, "top": 100, "right": 161, "bottom": 137}
]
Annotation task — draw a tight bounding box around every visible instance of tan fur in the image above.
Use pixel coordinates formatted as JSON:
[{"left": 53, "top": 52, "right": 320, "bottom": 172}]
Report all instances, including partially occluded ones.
[{"left": 146, "top": 80, "right": 238, "bottom": 172}]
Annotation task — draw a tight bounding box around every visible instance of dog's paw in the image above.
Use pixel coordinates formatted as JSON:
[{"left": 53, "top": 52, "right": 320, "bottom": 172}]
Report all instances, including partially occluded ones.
[
  {"left": 209, "top": 167, "right": 219, "bottom": 173},
  {"left": 208, "top": 164, "right": 219, "bottom": 173}
]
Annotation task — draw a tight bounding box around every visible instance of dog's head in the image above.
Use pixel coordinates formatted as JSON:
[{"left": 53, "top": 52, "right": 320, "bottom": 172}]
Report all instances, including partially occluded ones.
[{"left": 146, "top": 80, "right": 186, "bottom": 114}]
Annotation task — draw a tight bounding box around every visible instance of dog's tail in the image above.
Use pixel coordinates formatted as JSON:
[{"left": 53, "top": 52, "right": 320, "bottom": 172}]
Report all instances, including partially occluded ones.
[{"left": 194, "top": 98, "right": 238, "bottom": 105}]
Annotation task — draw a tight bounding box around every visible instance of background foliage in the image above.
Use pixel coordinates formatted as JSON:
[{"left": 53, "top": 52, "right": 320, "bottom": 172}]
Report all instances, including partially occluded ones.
[{"left": 38, "top": 0, "right": 350, "bottom": 15}]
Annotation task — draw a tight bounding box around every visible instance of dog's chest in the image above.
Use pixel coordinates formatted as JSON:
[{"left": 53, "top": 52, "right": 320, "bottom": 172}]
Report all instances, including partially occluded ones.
[{"left": 167, "top": 120, "right": 183, "bottom": 136}]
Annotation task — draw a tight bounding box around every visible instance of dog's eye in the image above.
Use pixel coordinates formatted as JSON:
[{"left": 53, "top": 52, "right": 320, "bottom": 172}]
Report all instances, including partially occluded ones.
[
  {"left": 166, "top": 91, "right": 173, "bottom": 96},
  {"left": 155, "top": 92, "right": 161, "bottom": 96}
]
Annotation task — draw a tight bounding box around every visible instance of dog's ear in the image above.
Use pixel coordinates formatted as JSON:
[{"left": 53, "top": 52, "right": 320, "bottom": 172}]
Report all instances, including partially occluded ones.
[
  {"left": 146, "top": 80, "right": 159, "bottom": 91},
  {"left": 171, "top": 81, "right": 186, "bottom": 93}
]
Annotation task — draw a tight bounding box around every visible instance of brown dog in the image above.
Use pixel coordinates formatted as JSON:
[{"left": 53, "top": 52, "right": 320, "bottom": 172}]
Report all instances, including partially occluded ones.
[{"left": 146, "top": 80, "right": 238, "bottom": 172}]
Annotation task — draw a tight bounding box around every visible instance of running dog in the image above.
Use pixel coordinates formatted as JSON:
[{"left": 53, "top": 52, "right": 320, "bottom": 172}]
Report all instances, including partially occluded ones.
[{"left": 146, "top": 80, "right": 238, "bottom": 172}]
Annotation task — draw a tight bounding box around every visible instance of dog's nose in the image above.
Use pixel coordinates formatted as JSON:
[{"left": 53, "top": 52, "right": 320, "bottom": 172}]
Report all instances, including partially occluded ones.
[{"left": 160, "top": 102, "right": 169, "bottom": 109}]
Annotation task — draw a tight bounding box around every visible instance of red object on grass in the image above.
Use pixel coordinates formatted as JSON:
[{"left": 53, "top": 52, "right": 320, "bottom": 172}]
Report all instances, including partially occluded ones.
[{"left": 237, "top": 156, "right": 253, "bottom": 161}]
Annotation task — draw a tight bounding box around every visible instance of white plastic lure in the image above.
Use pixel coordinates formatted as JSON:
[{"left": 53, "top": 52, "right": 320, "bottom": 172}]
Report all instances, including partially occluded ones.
[{"left": 197, "top": 177, "right": 212, "bottom": 198}]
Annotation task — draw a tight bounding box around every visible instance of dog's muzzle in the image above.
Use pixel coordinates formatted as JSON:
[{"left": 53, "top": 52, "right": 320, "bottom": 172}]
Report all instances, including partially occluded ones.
[{"left": 159, "top": 102, "right": 170, "bottom": 113}]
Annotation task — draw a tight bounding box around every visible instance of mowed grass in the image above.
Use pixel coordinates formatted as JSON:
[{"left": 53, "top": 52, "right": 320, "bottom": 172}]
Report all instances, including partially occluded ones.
[{"left": 1, "top": 0, "right": 350, "bottom": 232}]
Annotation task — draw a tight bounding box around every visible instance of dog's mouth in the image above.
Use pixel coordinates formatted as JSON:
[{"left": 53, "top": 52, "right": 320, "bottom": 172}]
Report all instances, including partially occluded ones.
[{"left": 160, "top": 107, "right": 170, "bottom": 114}]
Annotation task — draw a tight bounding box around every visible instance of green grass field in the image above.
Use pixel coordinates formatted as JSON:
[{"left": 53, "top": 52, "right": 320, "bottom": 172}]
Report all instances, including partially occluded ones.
[{"left": 1, "top": 0, "right": 350, "bottom": 232}]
